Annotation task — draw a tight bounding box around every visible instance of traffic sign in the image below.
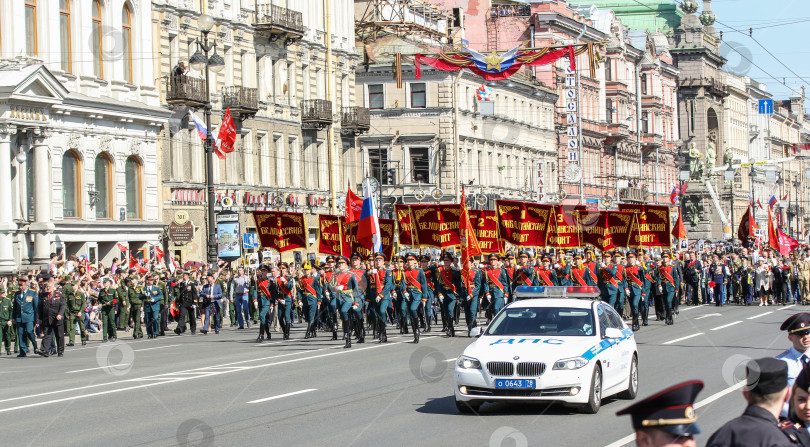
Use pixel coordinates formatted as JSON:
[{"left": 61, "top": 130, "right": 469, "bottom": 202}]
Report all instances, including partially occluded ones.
[
  {"left": 242, "top": 233, "right": 259, "bottom": 249},
  {"left": 758, "top": 99, "right": 773, "bottom": 114}
]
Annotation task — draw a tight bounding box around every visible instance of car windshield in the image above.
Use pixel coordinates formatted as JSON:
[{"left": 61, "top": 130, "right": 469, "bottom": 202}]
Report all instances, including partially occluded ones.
[{"left": 485, "top": 306, "right": 595, "bottom": 337}]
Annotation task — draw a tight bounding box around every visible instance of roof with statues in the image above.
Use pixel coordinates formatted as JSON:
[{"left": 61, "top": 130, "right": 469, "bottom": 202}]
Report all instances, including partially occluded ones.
[{"left": 574, "top": 0, "right": 684, "bottom": 34}]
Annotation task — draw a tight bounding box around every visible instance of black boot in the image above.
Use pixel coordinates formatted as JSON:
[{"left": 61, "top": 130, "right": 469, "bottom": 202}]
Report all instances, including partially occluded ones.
[
  {"left": 449, "top": 321, "right": 455, "bottom": 337},
  {"left": 304, "top": 323, "right": 311, "bottom": 339},
  {"left": 331, "top": 321, "right": 338, "bottom": 340},
  {"left": 425, "top": 314, "right": 431, "bottom": 333},
  {"left": 284, "top": 321, "right": 291, "bottom": 340},
  {"left": 256, "top": 324, "right": 265, "bottom": 343},
  {"left": 309, "top": 322, "right": 317, "bottom": 338},
  {"left": 665, "top": 308, "right": 674, "bottom": 325},
  {"left": 631, "top": 313, "right": 640, "bottom": 332},
  {"left": 412, "top": 319, "right": 420, "bottom": 344},
  {"left": 343, "top": 320, "right": 352, "bottom": 348},
  {"left": 401, "top": 316, "right": 409, "bottom": 334},
  {"left": 641, "top": 306, "right": 649, "bottom": 326}
]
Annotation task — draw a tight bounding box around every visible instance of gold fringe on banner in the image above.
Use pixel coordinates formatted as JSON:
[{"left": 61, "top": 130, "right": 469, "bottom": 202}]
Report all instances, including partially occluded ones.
[
  {"left": 395, "top": 53, "right": 403, "bottom": 89},
  {"left": 588, "top": 43, "right": 597, "bottom": 79}
]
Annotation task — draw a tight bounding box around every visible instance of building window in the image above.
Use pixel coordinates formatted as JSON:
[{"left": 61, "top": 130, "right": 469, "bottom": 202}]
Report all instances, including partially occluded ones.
[
  {"left": 368, "top": 84, "right": 383, "bottom": 110},
  {"left": 125, "top": 157, "right": 142, "bottom": 219},
  {"left": 368, "top": 146, "right": 388, "bottom": 184},
  {"left": 640, "top": 73, "right": 648, "bottom": 95},
  {"left": 606, "top": 99, "right": 613, "bottom": 124},
  {"left": 94, "top": 154, "right": 112, "bottom": 219},
  {"left": 122, "top": 3, "right": 133, "bottom": 83},
  {"left": 59, "top": 0, "right": 71, "bottom": 72},
  {"left": 409, "top": 147, "right": 430, "bottom": 183},
  {"left": 25, "top": 0, "right": 37, "bottom": 56},
  {"left": 410, "top": 83, "right": 426, "bottom": 108},
  {"left": 642, "top": 111, "right": 649, "bottom": 134},
  {"left": 91, "top": 0, "right": 103, "bottom": 78},
  {"left": 62, "top": 150, "right": 80, "bottom": 218},
  {"left": 604, "top": 59, "right": 611, "bottom": 81}
]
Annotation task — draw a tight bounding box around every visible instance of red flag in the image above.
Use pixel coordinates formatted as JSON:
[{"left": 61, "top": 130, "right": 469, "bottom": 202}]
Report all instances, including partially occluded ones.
[
  {"left": 117, "top": 243, "right": 128, "bottom": 252},
  {"left": 459, "top": 190, "right": 482, "bottom": 264},
  {"left": 567, "top": 45, "right": 576, "bottom": 72},
  {"left": 129, "top": 253, "right": 139, "bottom": 269},
  {"left": 672, "top": 208, "right": 686, "bottom": 240},
  {"left": 215, "top": 107, "right": 237, "bottom": 160},
  {"left": 154, "top": 246, "right": 165, "bottom": 260},
  {"left": 345, "top": 182, "right": 363, "bottom": 223},
  {"left": 738, "top": 206, "right": 755, "bottom": 242},
  {"left": 768, "top": 209, "right": 780, "bottom": 253},
  {"left": 414, "top": 54, "right": 422, "bottom": 79}
]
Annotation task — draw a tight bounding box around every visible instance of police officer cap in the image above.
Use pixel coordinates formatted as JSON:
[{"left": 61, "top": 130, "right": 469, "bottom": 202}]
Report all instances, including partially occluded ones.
[
  {"left": 373, "top": 252, "right": 386, "bottom": 260},
  {"left": 747, "top": 357, "right": 788, "bottom": 395},
  {"left": 405, "top": 253, "right": 418, "bottom": 261},
  {"left": 488, "top": 253, "right": 500, "bottom": 261},
  {"left": 616, "top": 380, "right": 703, "bottom": 436},
  {"left": 350, "top": 252, "right": 362, "bottom": 260},
  {"left": 780, "top": 313, "right": 810, "bottom": 334},
  {"left": 419, "top": 254, "right": 431, "bottom": 262}
]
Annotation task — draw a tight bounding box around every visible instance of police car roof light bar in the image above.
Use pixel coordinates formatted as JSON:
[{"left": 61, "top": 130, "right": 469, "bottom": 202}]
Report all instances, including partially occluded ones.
[{"left": 513, "top": 286, "right": 600, "bottom": 300}]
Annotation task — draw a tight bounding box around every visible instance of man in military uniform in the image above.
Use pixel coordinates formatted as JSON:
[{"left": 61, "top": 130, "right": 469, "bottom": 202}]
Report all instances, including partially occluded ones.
[
  {"left": 128, "top": 276, "right": 143, "bottom": 339},
  {"left": 617, "top": 380, "right": 703, "bottom": 447},
  {"left": 13, "top": 278, "right": 38, "bottom": 357},
  {"left": 569, "top": 254, "right": 596, "bottom": 287},
  {"left": 174, "top": 271, "right": 198, "bottom": 335},
  {"left": 0, "top": 286, "right": 17, "bottom": 355},
  {"left": 401, "top": 253, "right": 429, "bottom": 343},
  {"left": 484, "top": 254, "right": 510, "bottom": 319},
  {"left": 624, "top": 252, "right": 646, "bottom": 331},
  {"left": 367, "top": 253, "right": 393, "bottom": 342},
  {"left": 437, "top": 252, "right": 461, "bottom": 337},
  {"left": 683, "top": 252, "right": 703, "bottom": 306},
  {"left": 512, "top": 251, "right": 538, "bottom": 290},
  {"left": 116, "top": 277, "right": 131, "bottom": 332},
  {"left": 300, "top": 262, "right": 322, "bottom": 339},
  {"left": 535, "top": 255, "right": 558, "bottom": 286},
  {"left": 612, "top": 252, "right": 628, "bottom": 317},
  {"left": 320, "top": 256, "right": 339, "bottom": 340},
  {"left": 461, "top": 258, "right": 483, "bottom": 336},
  {"left": 141, "top": 275, "right": 162, "bottom": 338},
  {"left": 36, "top": 283, "right": 66, "bottom": 357},
  {"left": 640, "top": 252, "right": 657, "bottom": 327},
  {"left": 419, "top": 255, "right": 437, "bottom": 332},
  {"left": 63, "top": 275, "right": 87, "bottom": 346},
  {"left": 600, "top": 252, "right": 622, "bottom": 311},
  {"left": 275, "top": 263, "right": 296, "bottom": 340},
  {"left": 799, "top": 252, "right": 810, "bottom": 305},
  {"left": 708, "top": 254, "right": 729, "bottom": 306},
  {"left": 554, "top": 251, "right": 572, "bottom": 286},
  {"left": 334, "top": 257, "right": 360, "bottom": 348},
  {"left": 390, "top": 256, "right": 409, "bottom": 335},
  {"left": 659, "top": 252, "right": 680, "bottom": 325},
  {"left": 97, "top": 278, "right": 118, "bottom": 342},
  {"left": 707, "top": 357, "right": 800, "bottom": 446}
]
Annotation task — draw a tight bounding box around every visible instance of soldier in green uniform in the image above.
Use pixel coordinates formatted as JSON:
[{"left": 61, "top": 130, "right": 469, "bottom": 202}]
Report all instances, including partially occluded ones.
[
  {"left": 0, "top": 286, "right": 17, "bottom": 355},
  {"left": 142, "top": 275, "right": 163, "bottom": 338},
  {"left": 64, "top": 277, "right": 87, "bottom": 346},
  {"left": 97, "top": 278, "right": 118, "bottom": 342},
  {"left": 128, "top": 276, "right": 143, "bottom": 339},
  {"left": 159, "top": 273, "right": 171, "bottom": 336},
  {"left": 117, "top": 277, "right": 132, "bottom": 332}
]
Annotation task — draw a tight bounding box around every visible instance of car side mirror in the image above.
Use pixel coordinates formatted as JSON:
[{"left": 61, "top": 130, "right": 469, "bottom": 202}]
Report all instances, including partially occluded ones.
[
  {"left": 469, "top": 327, "right": 483, "bottom": 338},
  {"left": 604, "top": 328, "right": 623, "bottom": 339}
]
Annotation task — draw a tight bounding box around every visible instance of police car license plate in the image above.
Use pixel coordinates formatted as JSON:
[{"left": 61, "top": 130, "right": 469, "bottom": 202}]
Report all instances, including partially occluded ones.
[{"left": 494, "top": 379, "right": 535, "bottom": 389}]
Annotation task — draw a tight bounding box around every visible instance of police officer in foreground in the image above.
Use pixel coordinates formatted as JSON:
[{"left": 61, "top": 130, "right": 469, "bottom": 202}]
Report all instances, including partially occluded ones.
[
  {"left": 707, "top": 357, "right": 800, "bottom": 446},
  {"left": 776, "top": 313, "right": 810, "bottom": 417},
  {"left": 616, "top": 380, "right": 703, "bottom": 447}
]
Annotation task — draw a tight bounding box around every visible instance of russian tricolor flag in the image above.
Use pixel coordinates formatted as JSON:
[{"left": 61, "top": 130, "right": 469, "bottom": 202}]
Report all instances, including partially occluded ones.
[
  {"left": 356, "top": 180, "right": 381, "bottom": 252},
  {"left": 189, "top": 110, "right": 208, "bottom": 142}
]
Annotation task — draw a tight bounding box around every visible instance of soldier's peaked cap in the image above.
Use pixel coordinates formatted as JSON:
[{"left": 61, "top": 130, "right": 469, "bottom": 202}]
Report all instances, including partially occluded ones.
[{"left": 616, "top": 380, "right": 703, "bottom": 436}]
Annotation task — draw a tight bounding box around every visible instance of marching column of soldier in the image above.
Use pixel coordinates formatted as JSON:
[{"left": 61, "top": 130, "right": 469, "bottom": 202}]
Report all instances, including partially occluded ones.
[{"left": 5, "top": 244, "right": 810, "bottom": 357}]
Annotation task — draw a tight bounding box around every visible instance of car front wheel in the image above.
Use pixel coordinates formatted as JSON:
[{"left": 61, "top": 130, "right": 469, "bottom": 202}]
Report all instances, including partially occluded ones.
[
  {"left": 579, "top": 365, "right": 602, "bottom": 414},
  {"left": 618, "top": 354, "right": 639, "bottom": 400}
]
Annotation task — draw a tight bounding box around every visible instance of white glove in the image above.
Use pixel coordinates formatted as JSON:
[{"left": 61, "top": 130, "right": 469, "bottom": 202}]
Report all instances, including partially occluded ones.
[
  {"left": 554, "top": 263, "right": 560, "bottom": 269},
  {"left": 376, "top": 296, "right": 382, "bottom": 303},
  {"left": 351, "top": 304, "right": 358, "bottom": 310},
  {"left": 280, "top": 278, "right": 287, "bottom": 283},
  {"left": 404, "top": 291, "right": 410, "bottom": 298},
  {"left": 371, "top": 269, "right": 377, "bottom": 274},
  {"left": 624, "top": 288, "right": 630, "bottom": 295},
  {"left": 486, "top": 293, "right": 492, "bottom": 299},
  {"left": 337, "top": 285, "right": 344, "bottom": 291},
  {"left": 325, "top": 291, "right": 330, "bottom": 297},
  {"left": 600, "top": 262, "right": 605, "bottom": 268},
  {"left": 478, "top": 264, "right": 485, "bottom": 269}
]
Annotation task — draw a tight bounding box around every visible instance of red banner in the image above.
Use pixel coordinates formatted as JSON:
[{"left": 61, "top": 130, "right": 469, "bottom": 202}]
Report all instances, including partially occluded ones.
[
  {"left": 495, "top": 200, "right": 553, "bottom": 247},
  {"left": 547, "top": 205, "right": 582, "bottom": 248},
  {"left": 607, "top": 211, "right": 635, "bottom": 249},
  {"left": 318, "top": 215, "right": 343, "bottom": 256},
  {"left": 469, "top": 209, "right": 504, "bottom": 254},
  {"left": 576, "top": 209, "right": 608, "bottom": 250},
  {"left": 395, "top": 204, "right": 417, "bottom": 246},
  {"left": 619, "top": 204, "right": 672, "bottom": 248},
  {"left": 340, "top": 218, "right": 396, "bottom": 260},
  {"left": 410, "top": 204, "right": 462, "bottom": 248},
  {"left": 252, "top": 211, "right": 308, "bottom": 253}
]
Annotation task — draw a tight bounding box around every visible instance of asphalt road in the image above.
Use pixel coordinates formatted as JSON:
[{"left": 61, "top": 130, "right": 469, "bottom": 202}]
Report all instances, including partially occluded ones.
[{"left": 0, "top": 303, "right": 800, "bottom": 447}]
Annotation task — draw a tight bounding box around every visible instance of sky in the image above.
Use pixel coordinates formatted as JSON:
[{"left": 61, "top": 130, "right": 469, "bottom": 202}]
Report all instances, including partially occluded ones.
[{"left": 709, "top": 0, "right": 810, "bottom": 109}]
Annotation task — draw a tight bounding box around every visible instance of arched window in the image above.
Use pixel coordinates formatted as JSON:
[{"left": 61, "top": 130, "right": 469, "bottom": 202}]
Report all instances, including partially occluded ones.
[
  {"left": 91, "top": 0, "right": 103, "bottom": 78},
  {"left": 125, "top": 157, "right": 141, "bottom": 219},
  {"left": 62, "top": 151, "right": 80, "bottom": 218},
  {"left": 25, "top": 0, "right": 37, "bottom": 56},
  {"left": 94, "top": 154, "right": 112, "bottom": 218},
  {"left": 59, "top": 0, "right": 71, "bottom": 72},
  {"left": 122, "top": 3, "right": 133, "bottom": 83}
]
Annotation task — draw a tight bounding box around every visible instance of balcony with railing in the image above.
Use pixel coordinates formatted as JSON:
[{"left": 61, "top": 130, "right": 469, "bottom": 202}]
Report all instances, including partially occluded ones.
[
  {"left": 222, "top": 86, "right": 259, "bottom": 119},
  {"left": 340, "top": 106, "right": 370, "bottom": 135},
  {"left": 166, "top": 76, "right": 207, "bottom": 107},
  {"left": 254, "top": 4, "right": 304, "bottom": 44},
  {"left": 301, "top": 99, "right": 333, "bottom": 130}
]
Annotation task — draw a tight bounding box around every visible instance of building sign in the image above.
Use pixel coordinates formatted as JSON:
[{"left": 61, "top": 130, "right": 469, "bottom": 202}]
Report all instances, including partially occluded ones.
[
  {"left": 534, "top": 160, "right": 545, "bottom": 202},
  {"left": 216, "top": 211, "right": 241, "bottom": 260},
  {"left": 564, "top": 64, "right": 580, "bottom": 183},
  {"left": 168, "top": 211, "right": 194, "bottom": 245},
  {"left": 172, "top": 188, "right": 205, "bottom": 204}
]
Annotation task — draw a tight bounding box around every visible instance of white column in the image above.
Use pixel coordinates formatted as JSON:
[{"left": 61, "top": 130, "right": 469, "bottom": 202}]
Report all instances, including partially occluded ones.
[
  {"left": 0, "top": 125, "right": 18, "bottom": 272},
  {"left": 30, "top": 128, "right": 53, "bottom": 265}
]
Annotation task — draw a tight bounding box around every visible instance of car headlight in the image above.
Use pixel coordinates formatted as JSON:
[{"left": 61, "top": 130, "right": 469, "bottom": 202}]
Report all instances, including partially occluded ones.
[
  {"left": 553, "top": 356, "right": 589, "bottom": 370},
  {"left": 456, "top": 355, "right": 482, "bottom": 370}
]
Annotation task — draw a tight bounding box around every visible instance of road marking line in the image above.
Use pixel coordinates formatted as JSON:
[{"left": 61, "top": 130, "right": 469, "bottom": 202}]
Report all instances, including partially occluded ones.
[
  {"left": 695, "top": 313, "right": 722, "bottom": 320},
  {"left": 0, "top": 336, "right": 438, "bottom": 413},
  {"left": 247, "top": 389, "right": 317, "bottom": 404},
  {"left": 604, "top": 380, "right": 746, "bottom": 447},
  {"left": 711, "top": 321, "right": 743, "bottom": 331},
  {"left": 663, "top": 333, "right": 704, "bottom": 345},
  {"left": 65, "top": 364, "right": 131, "bottom": 374},
  {"left": 445, "top": 358, "right": 457, "bottom": 362},
  {"left": 133, "top": 344, "right": 181, "bottom": 352},
  {"left": 678, "top": 304, "right": 706, "bottom": 311},
  {"left": 781, "top": 304, "right": 797, "bottom": 310},
  {"left": 747, "top": 311, "right": 773, "bottom": 320}
]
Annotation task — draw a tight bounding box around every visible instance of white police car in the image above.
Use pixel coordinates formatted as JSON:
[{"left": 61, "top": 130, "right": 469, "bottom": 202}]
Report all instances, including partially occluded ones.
[{"left": 454, "top": 286, "right": 638, "bottom": 414}]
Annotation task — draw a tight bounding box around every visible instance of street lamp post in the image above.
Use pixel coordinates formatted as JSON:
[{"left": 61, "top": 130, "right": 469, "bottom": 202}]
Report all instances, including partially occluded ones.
[{"left": 189, "top": 14, "right": 225, "bottom": 267}]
